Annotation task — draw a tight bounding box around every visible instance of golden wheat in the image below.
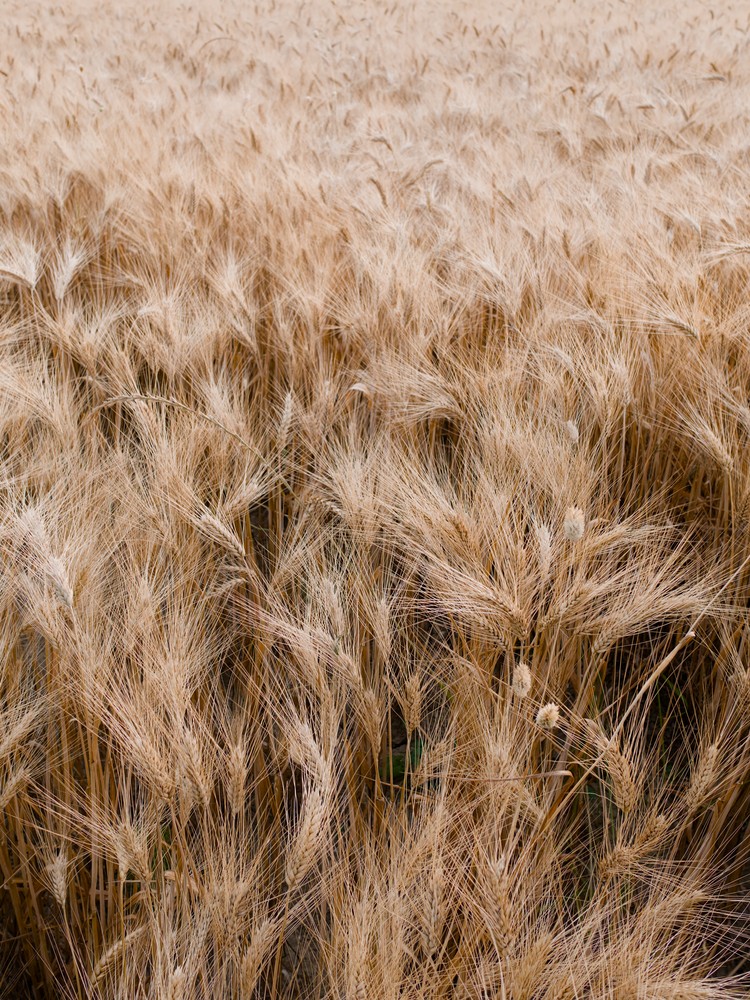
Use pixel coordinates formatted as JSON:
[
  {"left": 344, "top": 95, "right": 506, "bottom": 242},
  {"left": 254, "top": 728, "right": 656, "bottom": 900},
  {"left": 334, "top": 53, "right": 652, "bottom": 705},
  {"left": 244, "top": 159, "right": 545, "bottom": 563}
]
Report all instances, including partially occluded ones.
[{"left": 0, "top": 0, "right": 750, "bottom": 997}]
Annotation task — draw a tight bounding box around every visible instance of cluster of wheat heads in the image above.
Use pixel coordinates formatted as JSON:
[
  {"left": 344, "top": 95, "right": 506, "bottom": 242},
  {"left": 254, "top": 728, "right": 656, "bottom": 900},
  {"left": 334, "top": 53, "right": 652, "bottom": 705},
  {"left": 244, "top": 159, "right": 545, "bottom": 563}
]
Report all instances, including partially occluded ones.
[{"left": 1, "top": 0, "right": 750, "bottom": 996}]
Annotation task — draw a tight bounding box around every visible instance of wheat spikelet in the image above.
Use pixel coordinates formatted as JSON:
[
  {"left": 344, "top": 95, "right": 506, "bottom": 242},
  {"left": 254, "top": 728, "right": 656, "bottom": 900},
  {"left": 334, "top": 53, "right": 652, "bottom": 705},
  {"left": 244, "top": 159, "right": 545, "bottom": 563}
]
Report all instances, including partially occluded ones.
[
  {"left": 512, "top": 660, "right": 532, "bottom": 698},
  {"left": 582, "top": 720, "right": 638, "bottom": 813},
  {"left": 599, "top": 812, "right": 669, "bottom": 879},
  {"left": 168, "top": 966, "right": 187, "bottom": 1000},
  {"left": 47, "top": 851, "right": 68, "bottom": 909},
  {"left": 360, "top": 687, "right": 382, "bottom": 756},
  {"left": 420, "top": 860, "right": 445, "bottom": 959},
  {"left": 278, "top": 391, "right": 294, "bottom": 447},
  {"left": 241, "top": 919, "right": 278, "bottom": 996},
  {"left": 285, "top": 786, "right": 328, "bottom": 891},
  {"left": 372, "top": 598, "right": 392, "bottom": 662},
  {"left": 686, "top": 743, "right": 720, "bottom": 813},
  {"left": 0, "top": 766, "right": 30, "bottom": 812},
  {"left": 507, "top": 931, "right": 554, "bottom": 999},
  {"left": 114, "top": 822, "right": 150, "bottom": 883},
  {"left": 607, "top": 749, "right": 637, "bottom": 813},
  {"left": 345, "top": 899, "right": 371, "bottom": 1000},
  {"left": 0, "top": 237, "right": 40, "bottom": 289},
  {"left": 287, "top": 716, "right": 328, "bottom": 782},
  {"left": 198, "top": 511, "right": 247, "bottom": 563},
  {"left": 486, "top": 854, "right": 514, "bottom": 956},
  {"left": 91, "top": 926, "right": 148, "bottom": 986},
  {"left": 50, "top": 239, "right": 86, "bottom": 303},
  {"left": 536, "top": 523, "right": 553, "bottom": 576},
  {"left": 563, "top": 506, "right": 585, "bottom": 542},
  {"left": 176, "top": 728, "right": 211, "bottom": 810},
  {"left": 227, "top": 739, "right": 247, "bottom": 817},
  {"left": 321, "top": 577, "right": 346, "bottom": 639},
  {"left": 15, "top": 508, "right": 74, "bottom": 609},
  {"left": 45, "top": 554, "right": 74, "bottom": 609},
  {"left": 536, "top": 703, "right": 560, "bottom": 731},
  {"left": 0, "top": 703, "right": 45, "bottom": 765}
]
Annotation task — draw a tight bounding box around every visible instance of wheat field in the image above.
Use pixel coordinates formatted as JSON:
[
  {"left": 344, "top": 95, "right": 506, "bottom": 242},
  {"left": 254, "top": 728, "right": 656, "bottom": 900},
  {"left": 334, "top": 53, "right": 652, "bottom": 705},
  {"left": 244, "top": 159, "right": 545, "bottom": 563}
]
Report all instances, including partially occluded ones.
[{"left": 1, "top": 0, "right": 750, "bottom": 996}]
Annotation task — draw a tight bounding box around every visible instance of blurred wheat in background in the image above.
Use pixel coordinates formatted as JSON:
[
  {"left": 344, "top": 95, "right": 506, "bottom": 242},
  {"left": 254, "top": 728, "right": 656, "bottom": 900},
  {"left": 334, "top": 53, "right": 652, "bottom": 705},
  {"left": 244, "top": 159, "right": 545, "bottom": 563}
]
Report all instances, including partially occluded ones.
[{"left": 1, "top": 0, "right": 750, "bottom": 996}]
